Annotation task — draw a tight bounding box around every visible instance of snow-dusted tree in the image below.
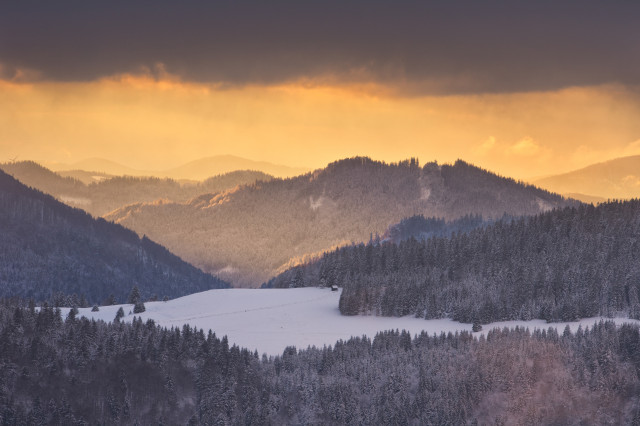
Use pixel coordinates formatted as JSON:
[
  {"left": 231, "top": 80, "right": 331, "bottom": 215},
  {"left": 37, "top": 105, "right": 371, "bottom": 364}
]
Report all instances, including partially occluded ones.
[
  {"left": 127, "top": 286, "right": 141, "bottom": 304},
  {"left": 114, "top": 307, "right": 125, "bottom": 322},
  {"left": 133, "top": 301, "right": 146, "bottom": 314}
]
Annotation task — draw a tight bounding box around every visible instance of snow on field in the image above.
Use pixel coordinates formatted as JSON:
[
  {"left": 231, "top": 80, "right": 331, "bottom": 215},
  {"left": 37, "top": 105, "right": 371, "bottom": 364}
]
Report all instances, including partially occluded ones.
[{"left": 64, "top": 288, "right": 640, "bottom": 356}]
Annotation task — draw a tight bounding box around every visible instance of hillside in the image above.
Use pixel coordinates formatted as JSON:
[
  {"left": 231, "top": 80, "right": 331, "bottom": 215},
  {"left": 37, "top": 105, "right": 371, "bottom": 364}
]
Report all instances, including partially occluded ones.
[
  {"left": 106, "top": 157, "right": 576, "bottom": 286},
  {"left": 0, "top": 161, "right": 86, "bottom": 197},
  {"left": 0, "top": 161, "right": 273, "bottom": 216},
  {"left": 56, "top": 169, "right": 115, "bottom": 184},
  {"left": 0, "top": 170, "right": 229, "bottom": 304},
  {"left": 534, "top": 155, "right": 640, "bottom": 200},
  {"left": 269, "top": 199, "right": 640, "bottom": 324}
]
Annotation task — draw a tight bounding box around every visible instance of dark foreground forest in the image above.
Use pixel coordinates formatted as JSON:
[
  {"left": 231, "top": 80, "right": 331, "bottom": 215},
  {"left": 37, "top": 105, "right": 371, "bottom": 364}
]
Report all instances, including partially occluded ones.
[
  {"left": 2, "top": 300, "right": 640, "bottom": 425},
  {"left": 269, "top": 200, "right": 640, "bottom": 324}
]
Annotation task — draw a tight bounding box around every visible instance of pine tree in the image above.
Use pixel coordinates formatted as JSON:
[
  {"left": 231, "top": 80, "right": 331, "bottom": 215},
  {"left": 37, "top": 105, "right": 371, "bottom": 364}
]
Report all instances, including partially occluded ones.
[
  {"left": 134, "top": 301, "right": 146, "bottom": 314},
  {"left": 128, "top": 286, "right": 141, "bottom": 304},
  {"left": 115, "top": 307, "right": 125, "bottom": 322},
  {"left": 66, "top": 307, "right": 78, "bottom": 322}
]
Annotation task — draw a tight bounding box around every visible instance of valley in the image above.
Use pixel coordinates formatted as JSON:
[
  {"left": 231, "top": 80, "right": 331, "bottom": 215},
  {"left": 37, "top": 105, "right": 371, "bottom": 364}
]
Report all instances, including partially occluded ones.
[{"left": 61, "top": 287, "right": 640, "bottom": 357}]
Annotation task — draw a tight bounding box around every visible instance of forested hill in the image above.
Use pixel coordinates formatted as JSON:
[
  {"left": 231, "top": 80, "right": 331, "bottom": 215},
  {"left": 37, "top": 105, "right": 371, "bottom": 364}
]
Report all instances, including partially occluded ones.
[
  {"left": 0, "top": 161, "right": 273, "bottom": 216},
  {"left": 1, "top": 301, "right": 639, "bottom": 424},
  {"left": 269, "top": 199, "right": 640, "bottom": 324},
  {"left": 106, "top": 157, "right": 576, "bottom": 286},
  {"left": 0, "top": 170, "right": 229, "bottom": 304}
]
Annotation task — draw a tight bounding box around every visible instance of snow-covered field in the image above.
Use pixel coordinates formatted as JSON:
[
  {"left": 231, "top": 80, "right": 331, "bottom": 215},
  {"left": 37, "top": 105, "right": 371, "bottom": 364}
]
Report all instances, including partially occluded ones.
[{"left": 64, "top": 288, "right": 640, "bottom": 356}]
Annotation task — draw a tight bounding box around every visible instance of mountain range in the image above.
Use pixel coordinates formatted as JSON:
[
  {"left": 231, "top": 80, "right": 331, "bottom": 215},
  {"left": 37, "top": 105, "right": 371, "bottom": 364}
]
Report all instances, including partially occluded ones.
[
  {"left": 44, "top": 155, "right": 309, "bottom": 180},
  {"left": 105, "top": 157, "right": 577, "bottom": 286},
  {"left": 534, "top": 155, "right": 640, "bottom": 201},
  {"left": 0, "top": 169, "right": 228, "bottom": 304},
  {"left": 0, "top": 161, "right": 272, "bottom": 217}
]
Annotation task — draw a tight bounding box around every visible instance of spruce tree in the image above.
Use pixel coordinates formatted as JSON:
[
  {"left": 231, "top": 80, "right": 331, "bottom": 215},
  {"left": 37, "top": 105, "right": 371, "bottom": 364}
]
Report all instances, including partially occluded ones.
[
  {"left": 114, "top": 307, "right": 125, "bottom": 322},
  {"left": 66, "top": 307, "right": 78, "bottom": 322},
  {"left": 128, "top": 286, "right": 141, "bottom": 304},
  {"left": 134, "top": 301, "right": 146, "bottom": 314}
]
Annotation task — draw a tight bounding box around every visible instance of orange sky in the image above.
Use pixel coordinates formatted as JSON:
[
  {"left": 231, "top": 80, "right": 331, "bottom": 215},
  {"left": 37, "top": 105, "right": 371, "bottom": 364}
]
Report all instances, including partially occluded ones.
[{"left": 2, "top": 74, "right": 639, "bottom": 179}]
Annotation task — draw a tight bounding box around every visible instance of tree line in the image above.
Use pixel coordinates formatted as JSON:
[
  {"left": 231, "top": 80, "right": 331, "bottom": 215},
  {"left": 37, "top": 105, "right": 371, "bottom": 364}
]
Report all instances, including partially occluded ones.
[{"left": 268, "top": 200, "right": 640, "bottom": 323}]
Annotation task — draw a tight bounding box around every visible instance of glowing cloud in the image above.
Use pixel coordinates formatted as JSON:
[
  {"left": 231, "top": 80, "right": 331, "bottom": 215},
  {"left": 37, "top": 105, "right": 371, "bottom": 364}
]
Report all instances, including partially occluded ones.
[
  {"left": 1, "top": 75, "right": 639, "bottom": 179},
  {"left": 510, "top": 137, "right": 541, "bottom": 157}
]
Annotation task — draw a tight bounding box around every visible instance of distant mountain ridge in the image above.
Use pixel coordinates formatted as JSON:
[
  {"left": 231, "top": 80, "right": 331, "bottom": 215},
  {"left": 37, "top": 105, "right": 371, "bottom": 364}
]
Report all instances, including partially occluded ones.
[
  {"left": 46, "top": 158, "right": 145, "bottom": 177},
  {"left": 162, "top": 155, "right": 310, "bottom": 180},
  {"left": 45, "top": 155, "right": 309, "bottom": 179},
  {"left": 105, "top": 157, "right": 577, "bottom": 286},
  {"left": 0, "top": 161, "right": 273, "bottom": 216},
  {"left": 0, "top": 169, "right": 229, "bottom": 304},
  {"left": 534, "top": 155, "right": 640, "bottom": 200}
]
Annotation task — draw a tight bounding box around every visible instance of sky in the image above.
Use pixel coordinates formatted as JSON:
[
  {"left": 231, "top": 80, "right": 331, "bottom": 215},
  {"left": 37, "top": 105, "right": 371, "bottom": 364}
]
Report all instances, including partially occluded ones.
[{"left": 1, "top": 1, "right": 639, "bottom": 178}]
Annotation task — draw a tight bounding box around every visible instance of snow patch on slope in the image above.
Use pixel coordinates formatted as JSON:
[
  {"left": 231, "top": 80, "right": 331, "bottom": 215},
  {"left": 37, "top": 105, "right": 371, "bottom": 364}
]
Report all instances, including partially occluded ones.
[
  {"left": 536, "top": 197, "right": 554, "bottom": 212},
  {"left": 309, "top": 196, "right": 323, "bottom": 211},
  {"left": 59, "top": 195, "right": 92, "bottom": 206}
]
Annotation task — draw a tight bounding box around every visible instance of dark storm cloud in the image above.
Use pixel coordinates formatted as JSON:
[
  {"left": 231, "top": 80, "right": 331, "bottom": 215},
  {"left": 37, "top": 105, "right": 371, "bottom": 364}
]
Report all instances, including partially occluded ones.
[{"left": 1, "top": 0, "right": 639, "bottom": 94}]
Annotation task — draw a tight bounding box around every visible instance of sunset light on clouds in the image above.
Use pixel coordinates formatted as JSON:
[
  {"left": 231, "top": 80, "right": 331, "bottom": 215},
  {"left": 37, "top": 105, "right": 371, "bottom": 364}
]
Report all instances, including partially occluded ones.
[
  {"left": 1, "top": 1, "right": 639, "bottom": 179},
  {"left": 2, "top": 75, "right": 639, "bottom": 179}
]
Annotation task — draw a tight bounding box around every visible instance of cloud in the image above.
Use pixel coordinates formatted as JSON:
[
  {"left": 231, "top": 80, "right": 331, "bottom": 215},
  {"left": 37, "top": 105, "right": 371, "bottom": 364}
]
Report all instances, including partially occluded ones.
[
  {"left": 510, "top": 137, "right": 541, "bottom": 156},
  {"left": 0, "top": 63, "right": 41, "bottom": 82},
  {"left": 1, "top": 1, "right": 639, "bottom": 94},
  {"left": 1, "top": 77, "right": 637, "bottom": 179},
  {"left": 476, "top": 136, "right": 545, "bottom": 159},
  {"left": 476, "top": 136, "right": 497, "bottom": 154}
]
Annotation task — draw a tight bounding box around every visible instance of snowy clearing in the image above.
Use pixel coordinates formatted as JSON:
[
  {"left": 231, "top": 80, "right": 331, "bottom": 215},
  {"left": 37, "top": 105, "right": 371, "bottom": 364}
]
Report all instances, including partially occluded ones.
[{"left": 64, "top": 288, "right": 640, "bottom": 356}]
